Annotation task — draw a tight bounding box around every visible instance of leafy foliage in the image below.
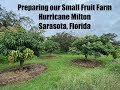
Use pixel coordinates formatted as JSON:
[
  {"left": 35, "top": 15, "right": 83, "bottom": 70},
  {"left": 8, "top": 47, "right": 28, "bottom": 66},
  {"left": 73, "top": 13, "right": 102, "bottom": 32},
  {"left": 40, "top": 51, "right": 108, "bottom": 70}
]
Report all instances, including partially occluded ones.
[
  {"left": 111, "top": 48, "right": 120, "bottom": 59},
  {"left": 8, "top": 50, "right": 19, "bottom": 64},
  {"left": 68, "top": 47, "right": 80, "bottom": 55},
  {"left": 50, "top": 32, "right": 77, "bottom": 52},
  {"left": 44, "top": 40, "right": 60, "bottom": 54},
  {"left": 73, "top": 35, "right": 100, "bottom": 58},
  {"left": 8, "top": 48, "right": 34, "bottom": 67},
  {"left": 73, "top": 35, "right": 119, "bottom": 59},
  {"left": 100, "top": 33, "right": 118, "bottom": 44},
  {"left": 0, "top": 31, "right": 43, "bottom": 56},
  {"left": 23, "top": 48, "right": 34, "bottom": 60},
  {"left": 0, "top": 55, "right": 7, "bottom": 63}
]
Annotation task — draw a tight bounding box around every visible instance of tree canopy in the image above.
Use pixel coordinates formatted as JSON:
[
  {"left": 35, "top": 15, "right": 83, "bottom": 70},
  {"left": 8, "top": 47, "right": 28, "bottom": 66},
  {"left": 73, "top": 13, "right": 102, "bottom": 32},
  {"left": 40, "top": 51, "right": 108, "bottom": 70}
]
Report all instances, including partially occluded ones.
[{"left": 50, "top": 32, "right": 77, "bottom": 52}]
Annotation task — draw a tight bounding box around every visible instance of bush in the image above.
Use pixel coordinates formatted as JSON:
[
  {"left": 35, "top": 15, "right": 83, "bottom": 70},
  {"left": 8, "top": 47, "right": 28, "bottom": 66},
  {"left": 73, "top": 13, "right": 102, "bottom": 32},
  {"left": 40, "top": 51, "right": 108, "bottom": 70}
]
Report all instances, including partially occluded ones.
[
  {"left": 8, "top": 48, "right": 34, "bottom": 68},
  {"left": 112, "top": 49, "right": 120, "bottom": 60},
  {"left": 8, "top": 50, "right": 19, "bottom": 64}
]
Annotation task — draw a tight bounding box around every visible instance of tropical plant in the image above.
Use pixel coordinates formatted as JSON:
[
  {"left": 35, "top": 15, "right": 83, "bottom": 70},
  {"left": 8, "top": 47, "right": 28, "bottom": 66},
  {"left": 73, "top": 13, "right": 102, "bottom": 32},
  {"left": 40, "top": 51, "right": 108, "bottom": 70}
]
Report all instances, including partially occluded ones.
[
  {"left": 23, "top": 48, "right": 34, "bottom": 60},
  {"left": 8, "top": 48, "right": 34, "bottom": 68},
  {"left": 8, "top": 50, "right": 19, "bottom": 64}
]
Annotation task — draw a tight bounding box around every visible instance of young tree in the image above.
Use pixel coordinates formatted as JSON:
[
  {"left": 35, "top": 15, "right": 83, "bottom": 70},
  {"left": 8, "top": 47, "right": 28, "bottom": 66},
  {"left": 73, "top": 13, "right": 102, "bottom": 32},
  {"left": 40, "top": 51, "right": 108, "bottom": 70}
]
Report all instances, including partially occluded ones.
[
  {"left": 8, "top": 48, "right": 34, "bottom": 69},
  {"left": 73, "top": 34, "right": 119, "bottom": 59},
  {"left": 72, "top": 35, "right": 99, "bottom": 59}
]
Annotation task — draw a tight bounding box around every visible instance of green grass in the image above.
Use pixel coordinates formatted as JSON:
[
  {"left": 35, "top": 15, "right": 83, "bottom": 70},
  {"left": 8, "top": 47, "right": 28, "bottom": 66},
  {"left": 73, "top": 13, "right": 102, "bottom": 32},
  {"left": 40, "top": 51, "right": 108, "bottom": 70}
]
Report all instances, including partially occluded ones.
[{"left": 0, "top": 54, "right": 120, "bottom": 90}]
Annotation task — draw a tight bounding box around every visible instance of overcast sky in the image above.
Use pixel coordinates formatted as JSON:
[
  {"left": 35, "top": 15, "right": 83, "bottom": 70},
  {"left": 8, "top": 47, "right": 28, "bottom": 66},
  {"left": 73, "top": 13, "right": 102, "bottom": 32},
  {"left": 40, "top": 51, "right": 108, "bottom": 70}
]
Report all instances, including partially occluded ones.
[{"left": 0, "top": 0, "right": 120, "bottom": 40}]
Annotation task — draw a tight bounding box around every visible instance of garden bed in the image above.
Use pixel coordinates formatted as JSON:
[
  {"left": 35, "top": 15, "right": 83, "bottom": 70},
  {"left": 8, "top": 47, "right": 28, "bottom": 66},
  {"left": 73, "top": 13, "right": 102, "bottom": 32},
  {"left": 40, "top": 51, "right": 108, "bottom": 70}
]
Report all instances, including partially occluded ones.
[
  {"left": 72, "top": 59, "right": 102, "bottom": 68},
  {"left": 0, "top": 64, "right": 47, "bottom": 86}
]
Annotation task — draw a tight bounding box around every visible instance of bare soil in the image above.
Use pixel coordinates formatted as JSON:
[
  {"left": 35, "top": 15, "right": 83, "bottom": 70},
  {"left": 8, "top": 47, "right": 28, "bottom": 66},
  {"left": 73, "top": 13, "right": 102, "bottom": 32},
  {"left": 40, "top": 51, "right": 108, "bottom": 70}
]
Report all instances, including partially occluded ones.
[
  {"left": 0, "top": 64, "right": 47, "bottom": 86},
  {"left": 72, "top": 59, "right": 102, "bottom": 68}
]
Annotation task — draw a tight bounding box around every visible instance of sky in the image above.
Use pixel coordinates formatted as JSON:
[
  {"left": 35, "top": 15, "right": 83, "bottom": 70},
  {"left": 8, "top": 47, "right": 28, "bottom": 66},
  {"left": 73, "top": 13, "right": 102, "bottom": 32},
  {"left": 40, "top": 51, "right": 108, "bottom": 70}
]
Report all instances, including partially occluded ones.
[{"left": 0, "top": 0, "right": 120, "bottom": 40}]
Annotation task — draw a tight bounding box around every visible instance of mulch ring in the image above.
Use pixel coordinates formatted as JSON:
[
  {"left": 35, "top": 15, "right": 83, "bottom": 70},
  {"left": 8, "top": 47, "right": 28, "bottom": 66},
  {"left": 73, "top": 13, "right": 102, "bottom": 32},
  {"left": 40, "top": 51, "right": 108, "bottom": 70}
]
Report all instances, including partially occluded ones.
[
  {"left": 72, "top": 59, "right": 102, "bottom": 68},
  {"left": 0, "top": 64, "right": 47, "bottom": 87}
]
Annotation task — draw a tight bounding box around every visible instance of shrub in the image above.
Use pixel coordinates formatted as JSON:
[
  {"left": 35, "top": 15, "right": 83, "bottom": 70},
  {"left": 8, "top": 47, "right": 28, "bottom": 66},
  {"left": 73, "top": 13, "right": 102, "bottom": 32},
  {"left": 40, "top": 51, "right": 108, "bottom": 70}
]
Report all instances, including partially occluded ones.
[
  {"left": 8, "top": 48, "right": 34, "bottom": 68},
  {"left": 112, "top": 49, "right": 120, "bottom": 60},
  {"left": 8, "top": 50, "right": 19, "bottom": 64}
]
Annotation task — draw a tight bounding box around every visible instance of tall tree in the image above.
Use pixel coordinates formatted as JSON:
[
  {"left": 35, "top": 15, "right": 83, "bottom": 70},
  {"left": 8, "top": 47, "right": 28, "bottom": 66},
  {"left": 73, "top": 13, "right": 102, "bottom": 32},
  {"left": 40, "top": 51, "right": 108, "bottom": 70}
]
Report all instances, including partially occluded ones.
[
  {"left": 0, "top": 5, "right": 34, "bottom": 30},
  {"left": 50, "top": 32, "right": 77, "bottom": 52}
]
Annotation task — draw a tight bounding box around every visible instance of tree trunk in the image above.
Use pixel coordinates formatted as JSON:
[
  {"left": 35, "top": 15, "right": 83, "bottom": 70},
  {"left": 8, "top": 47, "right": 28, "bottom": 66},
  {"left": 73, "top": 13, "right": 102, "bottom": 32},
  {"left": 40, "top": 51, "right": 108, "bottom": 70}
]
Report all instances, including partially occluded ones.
[
  {"left": 85, "top": 55, "right": 88, "bottom": 59},
  {"left": 20, "top": 60, "right": 24, "bottom": 70}
]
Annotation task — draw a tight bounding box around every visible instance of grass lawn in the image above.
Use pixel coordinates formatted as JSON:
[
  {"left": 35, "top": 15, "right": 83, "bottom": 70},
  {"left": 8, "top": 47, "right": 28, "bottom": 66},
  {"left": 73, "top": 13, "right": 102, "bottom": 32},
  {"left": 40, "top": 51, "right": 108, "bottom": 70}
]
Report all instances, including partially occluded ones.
[{"left": 0, "top": 54, "right": 120, "bottom": 90}]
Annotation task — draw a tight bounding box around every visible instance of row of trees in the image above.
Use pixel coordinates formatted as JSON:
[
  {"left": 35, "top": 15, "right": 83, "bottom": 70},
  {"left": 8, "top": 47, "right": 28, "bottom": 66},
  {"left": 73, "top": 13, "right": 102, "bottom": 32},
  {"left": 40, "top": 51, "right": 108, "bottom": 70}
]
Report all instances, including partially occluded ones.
[
  {"left": 0, "top": 5, "right": 120, "bottom": 68},
  {"left": 47, "top": 32, "right": 120, "bottom": 60},
  {"left": 1, "top": 28, "right": 120, "bottom": 67}
]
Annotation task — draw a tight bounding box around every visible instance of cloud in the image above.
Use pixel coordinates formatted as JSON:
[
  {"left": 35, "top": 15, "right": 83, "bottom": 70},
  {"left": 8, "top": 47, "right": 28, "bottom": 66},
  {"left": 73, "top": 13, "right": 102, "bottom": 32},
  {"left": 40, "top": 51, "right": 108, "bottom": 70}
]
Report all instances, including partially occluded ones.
[{"left": 0, "top": 0, "right": 120, "bottom": 39}]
